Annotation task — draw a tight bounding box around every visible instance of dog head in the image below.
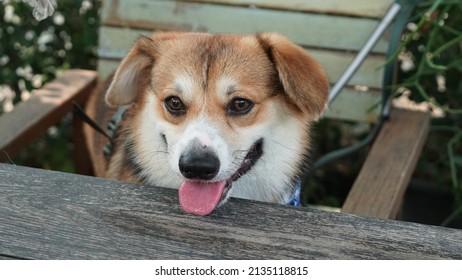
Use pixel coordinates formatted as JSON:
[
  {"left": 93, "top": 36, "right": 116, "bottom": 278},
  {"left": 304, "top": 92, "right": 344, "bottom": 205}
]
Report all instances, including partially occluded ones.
[{"left": 105, "top": 32, "right": 329, "bottom": 215}]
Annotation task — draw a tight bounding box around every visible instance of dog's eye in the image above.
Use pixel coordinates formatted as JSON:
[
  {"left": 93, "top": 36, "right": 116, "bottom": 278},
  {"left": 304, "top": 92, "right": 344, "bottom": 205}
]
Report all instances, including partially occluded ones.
[
  {"left": 164, "top": 96, "right": 186, "bottom": 115},
  {"left": 227, "top": 98, "right": 254, "bottom": 115}
]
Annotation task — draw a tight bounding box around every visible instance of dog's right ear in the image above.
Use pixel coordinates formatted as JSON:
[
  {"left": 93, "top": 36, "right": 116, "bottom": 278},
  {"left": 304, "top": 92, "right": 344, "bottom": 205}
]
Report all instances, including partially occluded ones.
[
  {"left": 105, "top": 35, "right": 158, "bottom": 106},
  {"left": 106, "top": 32, "right": 187, "bottom": 106}
]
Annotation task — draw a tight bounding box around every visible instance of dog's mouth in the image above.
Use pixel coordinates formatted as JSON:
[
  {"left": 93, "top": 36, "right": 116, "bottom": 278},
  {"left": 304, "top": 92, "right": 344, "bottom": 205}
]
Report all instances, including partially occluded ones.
[{"left": 178, "top": 139, "right": 263, "bottom": 216}]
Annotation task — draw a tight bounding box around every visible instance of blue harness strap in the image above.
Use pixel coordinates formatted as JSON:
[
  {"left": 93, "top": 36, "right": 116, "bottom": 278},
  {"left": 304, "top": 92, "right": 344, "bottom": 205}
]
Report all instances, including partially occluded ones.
[{"left": 286, "top": 180, "right": 301, "bottom": 207}]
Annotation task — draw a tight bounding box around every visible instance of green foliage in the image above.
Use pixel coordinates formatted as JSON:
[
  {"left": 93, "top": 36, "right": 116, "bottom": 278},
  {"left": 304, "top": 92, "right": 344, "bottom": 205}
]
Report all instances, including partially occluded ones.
[
  {"left": 394, "top": 0, "right": 462, "bottom": 226},
  {"left": 0, "top": 0, "right": 99, "bottom": 111},
  {"left": 395, "top": 0, "right": 462, "bottom": 113},
  {"left": 0, "top": 0, "right": 100, "bottom": 171},
  {"left": 304, "top": 0, "right": 462, "bottom": 227}
]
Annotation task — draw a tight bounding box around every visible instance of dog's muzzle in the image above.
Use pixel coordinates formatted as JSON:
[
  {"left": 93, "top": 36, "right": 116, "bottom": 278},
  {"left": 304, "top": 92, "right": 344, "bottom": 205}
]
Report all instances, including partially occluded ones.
[{"left": 178, "top": 139, "right": 263, "bottom": 216}]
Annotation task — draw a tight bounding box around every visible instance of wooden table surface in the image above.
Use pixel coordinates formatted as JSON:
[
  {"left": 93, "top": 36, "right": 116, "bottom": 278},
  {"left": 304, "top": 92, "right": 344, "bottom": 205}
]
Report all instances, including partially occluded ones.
[{"left": 1, "top": 163, "right": 461, "bottom": 260}]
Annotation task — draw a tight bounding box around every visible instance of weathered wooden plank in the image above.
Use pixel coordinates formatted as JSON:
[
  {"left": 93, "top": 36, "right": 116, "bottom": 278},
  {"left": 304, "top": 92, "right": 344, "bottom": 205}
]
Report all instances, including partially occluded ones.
[
  {"left": 342, "top": 108, "right": 431, "bottom": 219},
  {"left": 1, "top": 163, "right": 461, "bottom": 260},
  {"left": 98, "top": 26, "right": 386, "bottom": 89},
  {"left": 0, "top": 70, "right": 98, "bottom": 162},
  {"left": 191, "top": 0, "right": 395, "bottom": 18},
  {"left": 101, "top": 0, "right": 390, "bottom": 53}
]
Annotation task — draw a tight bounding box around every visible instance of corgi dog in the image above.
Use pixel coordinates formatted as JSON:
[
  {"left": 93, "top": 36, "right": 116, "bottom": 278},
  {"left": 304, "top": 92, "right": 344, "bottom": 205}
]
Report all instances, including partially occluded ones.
[{"left": 85, "top": 32, "right": 329, "bottom": 215}]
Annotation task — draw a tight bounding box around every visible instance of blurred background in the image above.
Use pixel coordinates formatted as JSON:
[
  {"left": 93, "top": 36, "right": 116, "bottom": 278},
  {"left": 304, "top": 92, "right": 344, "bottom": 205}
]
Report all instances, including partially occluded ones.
[
  {"left": 0, "top": 0, "right": 461, "bottom": 227},
  {"left": 1, "top": 0, "right": 99, "bottom": 171}
]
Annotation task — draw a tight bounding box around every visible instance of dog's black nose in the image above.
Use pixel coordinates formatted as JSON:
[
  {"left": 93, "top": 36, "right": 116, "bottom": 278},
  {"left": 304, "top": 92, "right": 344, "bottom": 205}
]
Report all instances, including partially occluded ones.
[{"left": 179, "top": 151, "right": 220, "bottom": 180}]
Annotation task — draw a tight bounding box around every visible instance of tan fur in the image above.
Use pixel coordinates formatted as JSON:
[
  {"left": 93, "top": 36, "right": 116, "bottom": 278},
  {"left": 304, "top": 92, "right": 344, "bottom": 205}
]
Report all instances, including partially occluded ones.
[{"left": 84, "top": 32, "right": 329, "bottom": 204}]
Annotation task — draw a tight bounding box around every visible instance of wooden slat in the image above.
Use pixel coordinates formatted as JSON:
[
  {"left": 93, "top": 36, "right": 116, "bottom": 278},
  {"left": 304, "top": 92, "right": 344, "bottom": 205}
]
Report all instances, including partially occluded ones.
[
  {"left": 0, "top": 70, "right": 98, "bottom": 162},
  {"left": 98, "top": 26, "right": 385, "bottom": 89},
  {"left": 325, "top": 88, "right": 381, "bottom": 122},
  {"left": 342, "top": 108, "right": 431, "bottom": 219},
  {"left": 101, "top": 0, "right": 390, "bottom": 53},
  {"left": 191, "top": 0, "right": 395, "bottom": 18},
  {"left": 98, "top": 26, "right": 152, "bottom": 59},
  {"left": 1, "top": 163, "right": 461, "bottom": 259}
]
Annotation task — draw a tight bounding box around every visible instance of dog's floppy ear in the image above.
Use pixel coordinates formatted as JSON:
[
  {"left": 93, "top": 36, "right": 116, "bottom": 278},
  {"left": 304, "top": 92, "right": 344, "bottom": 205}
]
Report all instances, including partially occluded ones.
[
  {"left": 257, "top": 33, "right": 329, "bottom": 119},
  {"left": 105, "top": 35, "right": 157, "bottom": 106},
  {"left": 106, "top": 32, "right": 185, "bottom": 106}
]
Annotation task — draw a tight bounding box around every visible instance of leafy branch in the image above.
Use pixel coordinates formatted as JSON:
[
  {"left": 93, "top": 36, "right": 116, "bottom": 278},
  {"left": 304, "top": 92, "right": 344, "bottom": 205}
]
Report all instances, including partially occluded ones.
[
  {"left": 392, "top": 0, "right": 462, "bottom": 227},
  {"left": 392, "top": 1, "right": 462, "bottom": 114}
]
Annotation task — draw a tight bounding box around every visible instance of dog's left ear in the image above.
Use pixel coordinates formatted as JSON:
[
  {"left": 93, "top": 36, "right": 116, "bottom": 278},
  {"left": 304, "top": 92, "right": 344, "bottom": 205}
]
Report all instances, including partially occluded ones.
[{"left": 257, "top": 33, "right": 329, "bottom": 119}]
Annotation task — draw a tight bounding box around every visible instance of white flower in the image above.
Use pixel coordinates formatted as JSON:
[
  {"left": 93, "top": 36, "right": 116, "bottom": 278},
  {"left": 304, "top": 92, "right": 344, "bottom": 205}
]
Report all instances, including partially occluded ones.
[
  {"left": 4, "top": 5, "right": 21, "bottom": 24},
  {"left": 53, "top": 12, "right": 65, "bottom": 25},
  {"left": 0, "top": 85, "right": 15, "bottom": 113},
  {"left": 27, "top": 0, "right": 57, "bottom": 21}
]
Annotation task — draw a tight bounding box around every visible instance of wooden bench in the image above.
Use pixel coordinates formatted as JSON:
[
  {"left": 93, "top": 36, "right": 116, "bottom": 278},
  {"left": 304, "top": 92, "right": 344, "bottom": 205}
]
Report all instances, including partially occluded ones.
[
  {"left": 0, "top": 0, "right": 430, "bottom": 220},
  {"left": 1, "top": 163, "right": 461, "bottom": 259}
]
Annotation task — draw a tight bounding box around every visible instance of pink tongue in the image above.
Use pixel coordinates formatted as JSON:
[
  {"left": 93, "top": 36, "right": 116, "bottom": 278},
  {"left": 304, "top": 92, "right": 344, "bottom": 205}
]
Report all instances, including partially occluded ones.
[{"left": 179, "top": 180, "right": 227, "bottom": 216}]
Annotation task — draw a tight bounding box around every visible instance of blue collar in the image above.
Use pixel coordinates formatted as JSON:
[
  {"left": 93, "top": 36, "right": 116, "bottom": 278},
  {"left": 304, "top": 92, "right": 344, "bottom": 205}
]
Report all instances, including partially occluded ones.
[{"left": 286, "top": 180, "right": 301, "bottom": 207}]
